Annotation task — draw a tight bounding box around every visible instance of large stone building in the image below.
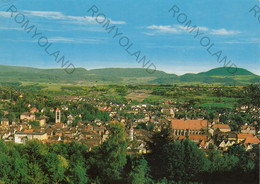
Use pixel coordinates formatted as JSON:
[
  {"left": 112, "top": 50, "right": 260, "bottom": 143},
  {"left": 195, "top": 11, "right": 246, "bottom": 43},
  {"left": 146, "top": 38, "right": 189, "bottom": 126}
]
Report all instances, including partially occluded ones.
[
  {"left": 171, "top": 119, "right": 208, "bottom": 135},
  {"left": 20, "top": 112, "right": 36, "bottom": 121},
  {"left": 14, "top": 131, "right": 48, "bottom": 144}
]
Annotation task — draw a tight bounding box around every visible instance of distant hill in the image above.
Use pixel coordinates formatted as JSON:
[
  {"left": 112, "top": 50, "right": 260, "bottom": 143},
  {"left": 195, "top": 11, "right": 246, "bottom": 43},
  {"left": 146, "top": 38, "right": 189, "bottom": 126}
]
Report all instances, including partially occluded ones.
[
  {"left": 196, "top": 67, "right": 255, "bottom": 76},
  {"left": 153, "top": 67, "right": 259, "bottom": 85},
  {"left": 0, "top": 65, "right": 259, "bottom": 85}
]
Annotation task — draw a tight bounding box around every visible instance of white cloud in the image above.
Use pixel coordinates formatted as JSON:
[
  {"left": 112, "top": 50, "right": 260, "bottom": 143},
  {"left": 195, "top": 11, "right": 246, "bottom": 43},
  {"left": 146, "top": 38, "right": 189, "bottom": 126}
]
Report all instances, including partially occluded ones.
[
  {"left": 146, "top": 25, "right": 210, "bottom": 35},
  {"left": 0, "top": 26, "right": 21, "bottom": 30},
  {"left": 1, "top": 36, "right": 104, "bottom": 44},
  {"left": 210, "top": 28, "right": 240, "bottom": 35},
  {"left": 223, "top": 38, "right": 260, "bottom": 44},
  {"left": 0, "top": 10, "right": 125, "bottom": 25},
  {"left": 0, "top": 11, "right": 12, "bottom": 18},
  {"left": 145, "top": 24, "right": 240, "bottom": 37},
  {"left": 109, "top": 20, "right": 126, "bottom": 25},
  {"left": 48, "top": 37, "right": 103, "bottom": 44},
  {"left": 146, "top": 25, "right": 180, "bottom": 34},
  {"left": 198, "top": 26, "right": 209, "bottom": 31},
  {"left": 23, "top": 10, "right": 64, "bottom": 19},
  {"left": 22, "top": 10, "right": 125, "bottom": 25}
]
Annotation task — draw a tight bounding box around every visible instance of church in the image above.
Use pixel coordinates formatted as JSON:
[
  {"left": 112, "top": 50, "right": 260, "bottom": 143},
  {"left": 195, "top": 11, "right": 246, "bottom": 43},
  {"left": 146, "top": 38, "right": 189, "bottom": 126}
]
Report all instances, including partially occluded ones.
[{"left": 171, "top": 119, "right": 208, "bottom": 136}]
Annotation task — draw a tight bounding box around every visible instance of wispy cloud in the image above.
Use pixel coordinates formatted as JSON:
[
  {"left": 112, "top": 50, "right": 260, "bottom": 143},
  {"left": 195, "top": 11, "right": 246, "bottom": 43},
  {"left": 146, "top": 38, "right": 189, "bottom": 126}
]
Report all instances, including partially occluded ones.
[
  {"left": 0, "top": 10, "right": 126, "bottom": 25},
  {"left": 48, "top": 37, "right": 104, "bottom": 44},
  {"left": 0, "top": 11, "right": 11, "bottom": 18},
  {"left": 0, "top": 26, "right": 21, "bottom": 30},
  {"left": 1, "top": 36, "right": 105, "bottom": 44},
  {"left": 145, "top": 24, "right": 240, "bottom": 36},
  {"left": 146, "top": 25, "right": 179, "bottom": 34},
  {"left": 175, "top": 25, "right": 209, "bottom": 32},
  {"left": 210, "top": 28, "right": 240, "bottom": 35},
  {"left": 22, "top": 10, "right": 126, "bottom": 25},
  {"left": 223, "top": 38, "right": 260, "bottom": 44}
]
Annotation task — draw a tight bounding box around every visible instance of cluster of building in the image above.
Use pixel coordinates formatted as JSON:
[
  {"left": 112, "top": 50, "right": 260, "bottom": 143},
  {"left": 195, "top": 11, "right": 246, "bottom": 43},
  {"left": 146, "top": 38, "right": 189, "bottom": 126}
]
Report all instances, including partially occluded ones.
[
  {"left": 0, "top": 103, "right": 259, "bottom": 153},
  {"left": 0, "top": 108, "right": 108, "bottom": 149},
  {"left": 171, "top": 119, "right": 260, "bottom": 151}
]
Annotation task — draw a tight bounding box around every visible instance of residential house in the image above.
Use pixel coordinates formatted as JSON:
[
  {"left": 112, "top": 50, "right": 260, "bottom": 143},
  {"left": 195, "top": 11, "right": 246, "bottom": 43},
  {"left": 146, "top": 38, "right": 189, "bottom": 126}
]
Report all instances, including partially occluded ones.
[
  {"left": 161, "top": 108, "right": 175, "bottom": 117},
  {"left": 218, "top": 140, "right": 235, "bottom": 150},
  {"left": 240, "top": 125, "right": 255, "bottom": 135},
  {"left": 244, "top": 137, "right": 260, "bottom": 151},
  {"left": 237, "top": 133, "right": 253, "bottom": 143},
  {"left": 30, "top": 107, "right": 39, "bottom": 114},
  {"left": 212, "top": 124, "right": 231, "bottom": 133},
  {"left": 227, "top": 132, "right": 237, "bottom": 142},
  {"left": 67, "top": 114, "right": 74, "bottom": 125},
  {"left": 1, "top": 118, "right": 9, "bottom": 126},
  {"left": 137, "top": 142, "right": 147, "bottom": 154},
  {"left": 61, "top": 105, "right": 69, "bottom": 111},
  {"left": 188, "top": 134, "right": 208, "bottom": 142},
  {"left": 36, "top": 117, "right": 47, "bottom": 127},
  {"left": 20, "top": 112, "right": 36, "bottom": 121}
]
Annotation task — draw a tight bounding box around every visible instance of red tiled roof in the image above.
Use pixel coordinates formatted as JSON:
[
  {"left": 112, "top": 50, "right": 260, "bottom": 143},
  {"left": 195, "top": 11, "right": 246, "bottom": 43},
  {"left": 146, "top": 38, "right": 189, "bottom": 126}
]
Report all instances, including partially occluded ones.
[
  {"left": 237, "top": 133, "right": 253, "bottom": 139},
  {"left": 171, "top": 119, "right": 208, "bottom": 130},
  {"left": 212, "top": 124, "right": 231, "bottom": 130},
  {"left": 30, "top": 107, "right": 38, "bottom": 112},
  {"left": 240, "top": 125, "right": 255, "bottom": 130},
  {"left": 188, "top": 134, "right": 208, "bottom": 142},
  {"left": 24, "top": 129, "right": 34, "bottom": 132},
  {"left": 177, "top": 135, "right": 186, "bottom": 140},
  {"left": 200, "top": 139, "right": 206, "bottom": 148},
  {"left": 244, "top": 137, "right": 260, "bottom": 144}
]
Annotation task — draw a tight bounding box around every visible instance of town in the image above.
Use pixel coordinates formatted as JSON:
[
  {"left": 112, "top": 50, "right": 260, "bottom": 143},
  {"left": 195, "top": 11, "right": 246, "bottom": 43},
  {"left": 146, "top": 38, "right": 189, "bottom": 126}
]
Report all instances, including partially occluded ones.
[
  {"left": 1, "top": 84, "right": 259, "bottom": 151},
  {"left": 0, "top": 83, "right": 259, "bottom": 183}
]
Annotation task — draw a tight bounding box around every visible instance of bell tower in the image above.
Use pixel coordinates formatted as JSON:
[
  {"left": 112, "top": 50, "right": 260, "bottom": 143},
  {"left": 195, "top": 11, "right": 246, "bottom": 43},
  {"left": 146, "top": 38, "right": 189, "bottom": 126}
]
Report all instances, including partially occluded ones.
[{"left": 55, "top": 108, "right": 61, "bottom": 123}]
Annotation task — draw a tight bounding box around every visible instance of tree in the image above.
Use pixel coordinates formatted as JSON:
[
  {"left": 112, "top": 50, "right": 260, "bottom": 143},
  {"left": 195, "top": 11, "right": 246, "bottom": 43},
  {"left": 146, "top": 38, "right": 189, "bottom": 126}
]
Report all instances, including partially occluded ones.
[
  {"left": 162, "top": 139, "right": 210, "bottom": 182},
  {"left": 227, "top": 145, "right": 255, "bottom": 173},
  {"left": 42, "top": 153, "right": 68, "bottom": 183},
  {"left": 68, "top": 164, "right": 88, "bottom": 184},
  {"left": 146, "top": 127, "right": 174, "bottom": 179},
  {"left": 127, "top": 157, "right": 153, "bottom": 184},
  {"left": 88, "top": 122, "right": 128, "bottom": 183}
]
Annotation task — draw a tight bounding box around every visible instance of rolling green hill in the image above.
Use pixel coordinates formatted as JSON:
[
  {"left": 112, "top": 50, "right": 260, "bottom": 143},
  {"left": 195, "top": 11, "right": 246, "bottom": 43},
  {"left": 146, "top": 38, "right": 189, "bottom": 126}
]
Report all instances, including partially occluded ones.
[
  {"left": 196, "top": 67, "right": 255, "bottom": 76},
  {"left": 0, "top": 65, "right": 259, "bottom": 85}
]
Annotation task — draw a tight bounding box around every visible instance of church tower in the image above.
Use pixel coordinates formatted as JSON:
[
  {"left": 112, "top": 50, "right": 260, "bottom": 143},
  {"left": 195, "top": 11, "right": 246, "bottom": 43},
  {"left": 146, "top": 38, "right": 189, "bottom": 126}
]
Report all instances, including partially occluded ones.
[
  {"left": 55, "top": 108, "right": 61, "bottom": 123},
  {"left": 129, "top": 124, "right": 134, "bottom": 141}
]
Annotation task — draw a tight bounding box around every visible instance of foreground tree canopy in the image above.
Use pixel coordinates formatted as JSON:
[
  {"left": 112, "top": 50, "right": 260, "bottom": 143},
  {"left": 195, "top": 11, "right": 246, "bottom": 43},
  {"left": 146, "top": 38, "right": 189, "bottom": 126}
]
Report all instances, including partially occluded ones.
[{"left": 0, "top": 124, "right": 259, "bottom": 184}]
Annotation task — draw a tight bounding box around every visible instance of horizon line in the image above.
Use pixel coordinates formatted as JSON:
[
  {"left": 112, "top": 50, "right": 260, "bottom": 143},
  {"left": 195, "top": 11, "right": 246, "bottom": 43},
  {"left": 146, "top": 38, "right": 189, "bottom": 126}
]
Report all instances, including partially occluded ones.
[{"left": 0, "top": 64, "right": 258, "bottom": 76}]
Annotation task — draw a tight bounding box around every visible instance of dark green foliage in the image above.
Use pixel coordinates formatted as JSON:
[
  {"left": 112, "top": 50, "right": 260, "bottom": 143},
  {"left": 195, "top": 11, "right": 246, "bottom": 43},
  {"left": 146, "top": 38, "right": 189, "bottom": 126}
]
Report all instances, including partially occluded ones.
[
  {"left": 88, "top": 122, "right": 128, "bottom": 183},
  {"left": 146, "top": 128, "right": 259, "bottom": 184},
  {"left": 0, "top": 134, "right": 259, "bottom": 184},
  {"left": 30, "top": 121, "right": 40, "bottom": 127},
  {"left": 78, "top": 103, "right": 110, "bottom": 122},
  {"left": 127, "top": 157, "right": 153, "bottom": 184},
  {"left": 161, "top": 139, "right": 210, "bottom": 182}
]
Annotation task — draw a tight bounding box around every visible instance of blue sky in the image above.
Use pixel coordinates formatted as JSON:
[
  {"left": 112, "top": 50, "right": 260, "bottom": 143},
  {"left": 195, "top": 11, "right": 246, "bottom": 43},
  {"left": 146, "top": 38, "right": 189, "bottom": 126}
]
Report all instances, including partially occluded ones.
[{"left": 0, "top": 0, "right": 259, "bottom": 75}]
